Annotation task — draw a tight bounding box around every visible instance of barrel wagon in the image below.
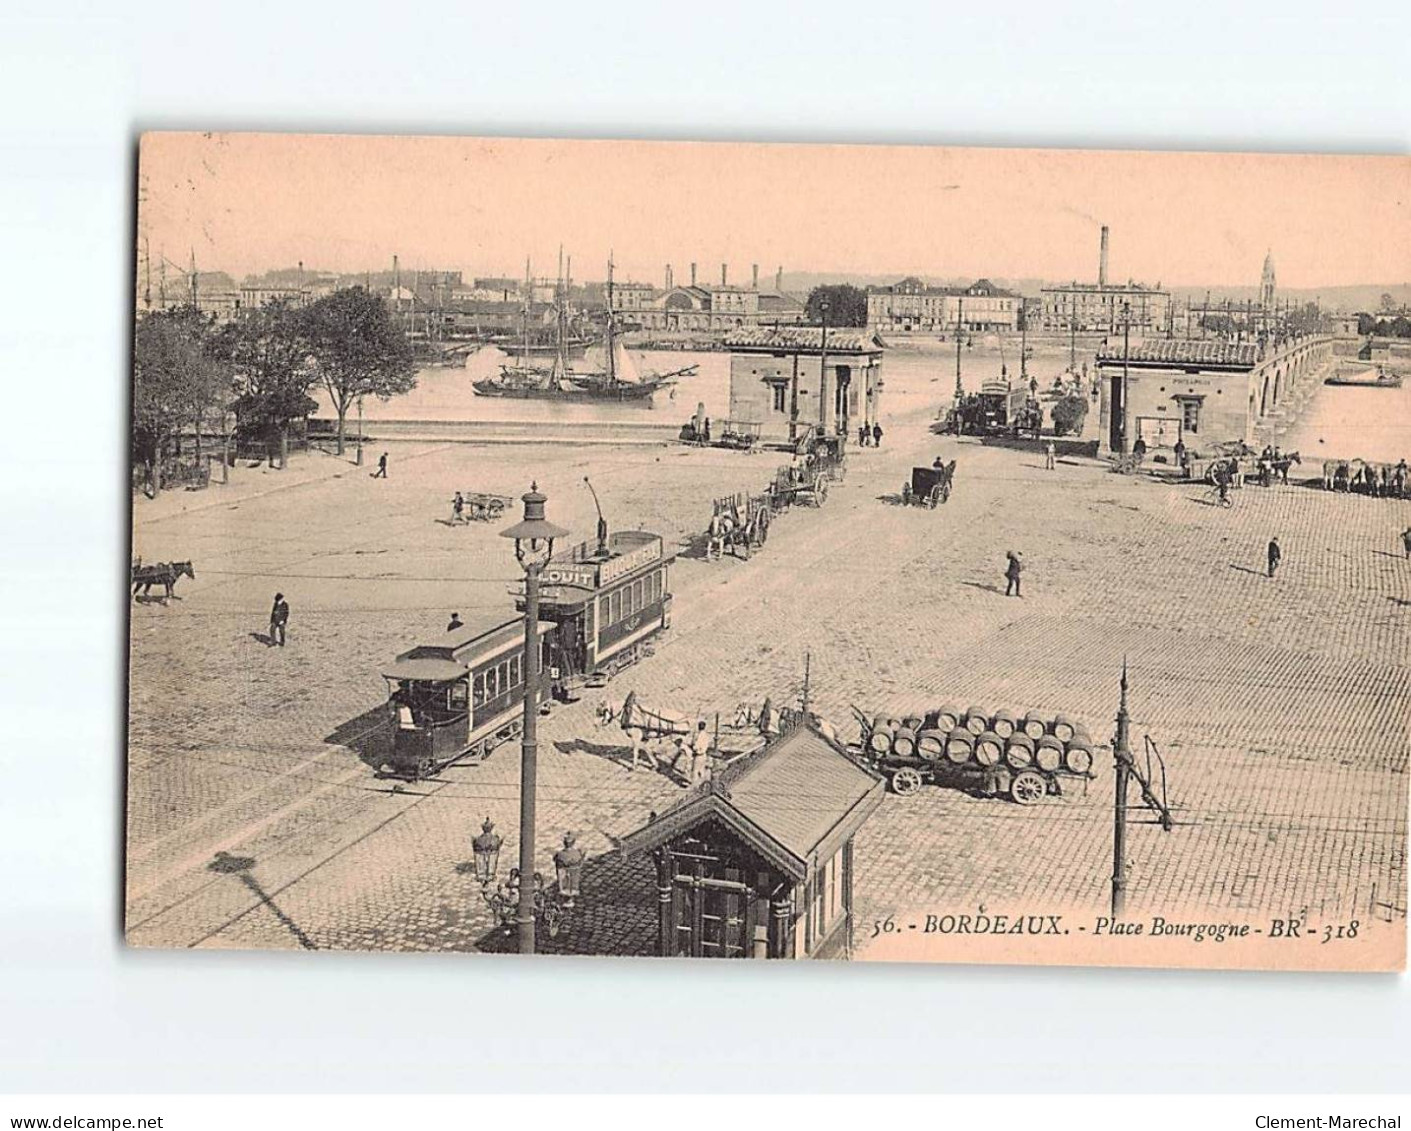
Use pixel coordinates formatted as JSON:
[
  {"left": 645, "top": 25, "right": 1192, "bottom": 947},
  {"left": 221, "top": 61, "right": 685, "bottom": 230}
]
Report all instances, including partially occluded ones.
[
  {"left": 853, "top": 704, "right": 1096, "bottom": 804},
  {"left": 767, "top": 463, "right": 829, "bottom": 510}
]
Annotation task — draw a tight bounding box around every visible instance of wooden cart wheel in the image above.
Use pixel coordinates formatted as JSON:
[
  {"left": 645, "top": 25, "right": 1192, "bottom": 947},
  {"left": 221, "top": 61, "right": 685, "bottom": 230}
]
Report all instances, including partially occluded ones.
[
  {"left": 927, "top": 485, "right": 940, "bottom": 509},
  {"left": 901, "top": 483, "right": 912, "bottom": 505},
  {"left": 940, "top": 481, "right": 951, "bottom": 503},
  {"left": 1009, "top": 770, "right": 1047, "bottom": 806},
  {"left": 891, "top": 767, "right": 923, "bottom": 796}
]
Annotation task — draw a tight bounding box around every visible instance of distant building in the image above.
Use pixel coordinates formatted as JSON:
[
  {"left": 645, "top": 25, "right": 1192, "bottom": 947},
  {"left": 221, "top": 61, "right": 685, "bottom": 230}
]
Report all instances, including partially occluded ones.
[
  {"left": 611, "top": 281, "right": 658, "bottom": 312},
  {"left": 1040, "top": 281, "right": 1171, "bottom": 333},
  {"left": 237, "top": 284, "right": 310, "bottom": 311},
  {"left": 866, "top": 277, "right": 1021, "bottom": 332},
  {"left": 726, "top": 326, "right": 885, "bottom": 441},
  {"left": 636, "top": 285, "right": 805, "bottom": 332},
  {"left": 617, "top": 720, "right": 885, "bottom": 959}
]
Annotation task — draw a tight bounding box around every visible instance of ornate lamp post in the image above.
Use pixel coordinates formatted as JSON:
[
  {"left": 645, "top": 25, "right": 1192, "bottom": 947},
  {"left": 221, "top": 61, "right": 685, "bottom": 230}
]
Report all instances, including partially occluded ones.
[
  {"left": 472, "top": 817, "right": 502, "bottom": 886},
  {"left": 819, "top": 299, "right": 831, "bottom": 437},
  {"left": 500, "top": 483, "right": 568, "bottom": 955}
]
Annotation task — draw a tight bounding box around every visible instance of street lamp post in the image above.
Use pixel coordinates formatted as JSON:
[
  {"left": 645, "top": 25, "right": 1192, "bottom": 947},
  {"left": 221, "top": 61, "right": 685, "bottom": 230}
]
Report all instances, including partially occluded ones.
[
  {"left": 500, "top": 483, "right": 568, "bottom": 955},
  {"left": 819, "top": 300, "right": 830, "bottom": 436},
  {"left": 1111, "top": 661, "right": 1133, "bottom": 920},
  {"left": 1119, "top": 301, "right": 1131, "bottom": 454}
]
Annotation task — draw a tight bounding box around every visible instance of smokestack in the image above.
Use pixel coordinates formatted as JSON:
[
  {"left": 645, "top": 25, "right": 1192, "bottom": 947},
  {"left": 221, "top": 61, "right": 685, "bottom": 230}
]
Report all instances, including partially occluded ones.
[
  {"left": 690, "top": 262, "right": 697, "bottom": 286},
  {"left": 776, "top": 266, "right": 783, "bottom": 292},
  {"left": 752, "top": 263, "right": 759, "bottom": 290},
  {"left": 665, "top": 264, "right": 673, "bottom": 290},
  {"left": 721, "top": 263, "right": 728, "bottom": 286},
  {"left": 1098, "top": 226, "right": 1109, "bottom": 288}
]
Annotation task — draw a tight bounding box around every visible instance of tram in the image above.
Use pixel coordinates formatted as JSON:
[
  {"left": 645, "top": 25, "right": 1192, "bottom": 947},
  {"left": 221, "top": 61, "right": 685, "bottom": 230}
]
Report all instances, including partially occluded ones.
[
  {"left": 380, "top": 612, "right": 556, "bottom": 780},
  {"left": 520, "top": 527, "right": 675, "bottom": 692}
]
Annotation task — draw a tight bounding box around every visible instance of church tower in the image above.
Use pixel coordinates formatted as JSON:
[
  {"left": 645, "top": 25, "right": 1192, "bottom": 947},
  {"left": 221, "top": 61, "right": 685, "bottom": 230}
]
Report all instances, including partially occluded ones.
[{"left": 1260, "top": 250, "right": 1276, "bottom": 310}]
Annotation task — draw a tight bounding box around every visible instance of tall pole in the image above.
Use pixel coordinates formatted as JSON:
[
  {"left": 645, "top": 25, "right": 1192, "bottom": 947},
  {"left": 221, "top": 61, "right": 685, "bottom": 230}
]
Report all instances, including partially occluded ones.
[
  {"left": 1120, "top": 302, "right": 1131, "bottom": 454},
  {"left": 819, "top": 300, "right": 830, "bottom": 436},
  {"left": 518, "top": 558, "right": 542, "bottom": 955},
  {"left": 788, "top": 351, "right": 800, "bottom": 443},
  {"left": 1068, "top": 296, "right": 1076, "bottom": 372},
  {"left": 954, "top": 298, "right": 965, "bottom": 399},
  {"left": 1111, "top": 659, "right": 1133, "bottom": 920}
]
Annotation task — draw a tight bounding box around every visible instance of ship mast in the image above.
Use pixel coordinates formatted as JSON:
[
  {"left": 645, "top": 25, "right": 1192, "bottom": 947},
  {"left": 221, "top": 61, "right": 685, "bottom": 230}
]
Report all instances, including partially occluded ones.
[
  {"left": 550, "top": 245, "right": 567, "bottom": 391},
  {"left": 520, "top": 256, "right": 532, "bottom": 371}
]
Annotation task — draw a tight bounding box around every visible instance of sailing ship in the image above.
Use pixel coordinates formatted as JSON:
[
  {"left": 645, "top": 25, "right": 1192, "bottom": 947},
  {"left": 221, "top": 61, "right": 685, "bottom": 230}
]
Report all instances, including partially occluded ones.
[{"left": 472, "top": 253, "right": 697, "bottom": 402}]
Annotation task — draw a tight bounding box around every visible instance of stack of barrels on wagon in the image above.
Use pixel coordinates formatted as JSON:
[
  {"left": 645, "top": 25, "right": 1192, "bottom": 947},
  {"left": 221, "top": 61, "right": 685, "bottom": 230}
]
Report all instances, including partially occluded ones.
[{"left": 865, "top": 705, "right": 1096, "bottom": 776}]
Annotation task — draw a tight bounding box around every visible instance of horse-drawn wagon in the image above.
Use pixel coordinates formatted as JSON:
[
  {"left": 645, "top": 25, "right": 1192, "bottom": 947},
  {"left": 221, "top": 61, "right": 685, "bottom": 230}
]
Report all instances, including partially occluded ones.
[
  {"left": 853, "top": 705, "right": 1095, "bottom": 804},
  {"left": 131, "top": 559, "right": 195, "bottom": 601},
  {"left": 715, "top": 420, "right": 761, "bottom": 452},
  {"left": 900, "top": 461, "right": 955, "bottom": 508},
  {"left": 706, "top": 491, "right": 771, "bottom": 561},
  {"left": 456, "top": 491, "right": 514, "bottom": 522},
  {"left": 767, "top": 463, "right": 829, "bottom": 510}
]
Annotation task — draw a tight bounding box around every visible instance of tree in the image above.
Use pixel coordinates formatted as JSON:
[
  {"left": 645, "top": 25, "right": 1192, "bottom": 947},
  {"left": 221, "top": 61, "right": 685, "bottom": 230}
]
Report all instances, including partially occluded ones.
[
  {"left": 1380, "top": 292, "right": 1396, "bottom": 313},
  {"left": 212, "top": 298, "right": 317, "bottom": 465},
  {"left": 303, "top": 287, "right": 416, "bottom": 454},
  {"left": 804, "top": 284, "right": 868, "bottom": 328},
  {"left": 131, "top": 306, "right": 229, "bottom": 495},
  {"left": 1051, "top": 393, "right": 1089, "bottom": 437}
]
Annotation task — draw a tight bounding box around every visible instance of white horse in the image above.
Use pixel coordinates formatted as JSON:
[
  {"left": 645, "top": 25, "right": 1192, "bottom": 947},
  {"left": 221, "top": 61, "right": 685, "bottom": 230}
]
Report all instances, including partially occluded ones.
[{"left": 597, "top": 692, "right": 695, "bottom": 773}]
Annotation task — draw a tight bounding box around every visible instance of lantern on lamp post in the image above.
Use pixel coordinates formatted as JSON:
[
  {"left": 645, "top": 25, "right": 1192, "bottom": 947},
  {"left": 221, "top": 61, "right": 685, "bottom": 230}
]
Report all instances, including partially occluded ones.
[
  {"left": 472, "top": 817, "right": 502, "bottom": 887},
  {"left": 499, "top": 483, "right": 568, "bottom": 956}
]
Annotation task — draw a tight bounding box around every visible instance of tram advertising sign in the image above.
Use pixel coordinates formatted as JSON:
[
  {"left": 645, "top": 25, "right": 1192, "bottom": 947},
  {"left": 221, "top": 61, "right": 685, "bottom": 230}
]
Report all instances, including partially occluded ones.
[{"left": 598, "top": 540, "right": 662, "bottom": 585}]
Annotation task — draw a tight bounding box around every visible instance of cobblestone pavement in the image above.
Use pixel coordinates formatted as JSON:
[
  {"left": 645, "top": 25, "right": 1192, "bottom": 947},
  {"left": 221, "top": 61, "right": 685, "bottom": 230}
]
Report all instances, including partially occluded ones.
[{"left": 126, "top": 370, "right": 1408, "bottom": 961}]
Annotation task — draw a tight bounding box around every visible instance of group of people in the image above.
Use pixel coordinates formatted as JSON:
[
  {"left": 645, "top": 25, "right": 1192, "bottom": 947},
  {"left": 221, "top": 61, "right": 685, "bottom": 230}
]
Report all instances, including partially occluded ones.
[{"left": 856, "top": 422, "right": 884, "bottom": 448}]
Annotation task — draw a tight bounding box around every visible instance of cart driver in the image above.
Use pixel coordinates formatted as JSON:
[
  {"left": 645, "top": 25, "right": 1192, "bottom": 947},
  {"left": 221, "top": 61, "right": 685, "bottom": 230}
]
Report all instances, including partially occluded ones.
[{"left": 688, "top": 720, "right": 712, "bottom": 787}]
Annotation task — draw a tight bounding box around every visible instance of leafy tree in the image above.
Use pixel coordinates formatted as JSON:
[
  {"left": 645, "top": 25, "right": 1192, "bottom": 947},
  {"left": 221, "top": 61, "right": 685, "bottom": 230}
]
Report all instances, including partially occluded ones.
[
  {"left": 303, "top": 287, "right": 416, "bottom": 454},
  {"left": 1051, "top": 393, "right": 1089, "bottom": 437},
  {"left": 212, "top": 298, "right": 317, "bottom": 463},
  {"left": 131, "top": 306, "right": 230, "bottom": 495},
  {"left": 804, "top": 284, "right": 868, "bottom": 328},
  {"left": 1380, "top": 292, "right": 1396, "bottom": 313}
]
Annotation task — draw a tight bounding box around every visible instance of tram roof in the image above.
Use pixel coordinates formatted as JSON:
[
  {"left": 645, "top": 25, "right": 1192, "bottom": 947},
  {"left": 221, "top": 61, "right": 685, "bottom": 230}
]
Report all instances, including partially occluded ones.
[
  {"left": 395, "top": 613, "right": 555, "bottom": 667},
  {"left": 380, "top": 657, "right": 470, "bottom": 683}
]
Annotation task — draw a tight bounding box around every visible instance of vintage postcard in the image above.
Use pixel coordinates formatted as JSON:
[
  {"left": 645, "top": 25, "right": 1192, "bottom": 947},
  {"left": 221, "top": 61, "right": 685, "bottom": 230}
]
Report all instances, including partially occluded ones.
[{"left": 127, "top": 133, "right": 1408, "bottom": 970}]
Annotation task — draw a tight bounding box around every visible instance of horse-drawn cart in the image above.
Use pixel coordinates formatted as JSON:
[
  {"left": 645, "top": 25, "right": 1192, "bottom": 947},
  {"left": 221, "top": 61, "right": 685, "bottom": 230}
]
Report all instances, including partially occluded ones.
[
  {"left": 458, "top": 492, "right": 514, "bottom": 522},
  {"left": 901, "top": 461, "right": 955, "bottom": 508},
  {"left": 771, "top": 466, "right": 829, "bottom": 509},
  {"left": 715, "top": 420, "right": 761, "bottom": 452}
]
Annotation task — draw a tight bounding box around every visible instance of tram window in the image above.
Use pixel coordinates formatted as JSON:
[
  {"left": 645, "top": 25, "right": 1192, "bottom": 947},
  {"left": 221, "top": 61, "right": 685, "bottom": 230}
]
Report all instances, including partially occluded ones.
[
  {"left": 497, "top": 661, "right": 509, "bottom": 694},
  {"left": 598, "top": 595, "right": 609, "bottom": 625},
  {"left": 509, "top": 654, "right": 522, "bottom": 688},
  {"left": 635, "top": 579, "right": 644, "bottom": 610},
  {"left": 473, "top": 672, "right": 487, "bottom": 707},
  {"left": 610, "top": 590, "right": 621, "bottom": 623},
  {"left": 486, "top": 666, "right": 499, "bottom": 699},
  {"left": 449, "top": 682, "right": 468, "bottom": 710}
]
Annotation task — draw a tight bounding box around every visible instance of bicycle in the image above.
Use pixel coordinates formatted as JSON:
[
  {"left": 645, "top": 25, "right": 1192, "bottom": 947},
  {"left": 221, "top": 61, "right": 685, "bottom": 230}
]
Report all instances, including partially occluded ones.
[{"left": 1205, "top": 483, "right": 1234, "bottom": 509}]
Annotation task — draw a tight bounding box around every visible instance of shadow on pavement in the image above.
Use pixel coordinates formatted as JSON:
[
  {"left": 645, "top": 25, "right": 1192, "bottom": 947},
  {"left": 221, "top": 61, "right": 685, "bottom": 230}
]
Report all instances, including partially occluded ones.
[
  {"left": 326, "top": 704, "right": 393, "bottom": 770},
  {"left": 207, "top": 851, "right": 317, "bottom": 950}
]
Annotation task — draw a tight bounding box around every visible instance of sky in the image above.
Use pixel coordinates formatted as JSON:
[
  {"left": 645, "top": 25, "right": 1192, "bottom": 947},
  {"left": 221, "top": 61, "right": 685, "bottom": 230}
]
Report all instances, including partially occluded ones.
[{"left": 137, "top": 133, "right": 1409, "bottom": 291}]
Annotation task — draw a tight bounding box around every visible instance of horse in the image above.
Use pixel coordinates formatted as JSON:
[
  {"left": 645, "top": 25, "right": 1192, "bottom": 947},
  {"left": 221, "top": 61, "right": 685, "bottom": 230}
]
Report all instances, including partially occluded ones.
[
  {"left": 131, "top": 560, "right": 195, "bottom": 601},
  {"left": 1323, "top": 459, "right": 1358, "bottom": 492},
  {"left": 597, "top": 691, "right": 695, "bottom": 775},
  {"left": 706, "top": 512, "right": 735, "bottom": 561},
  {"left": 1271, "top": 451, "right": 1301, "bottom": 484}
]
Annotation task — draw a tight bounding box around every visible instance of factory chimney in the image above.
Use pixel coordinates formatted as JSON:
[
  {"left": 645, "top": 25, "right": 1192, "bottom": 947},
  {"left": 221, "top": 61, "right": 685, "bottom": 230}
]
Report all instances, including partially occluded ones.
[
  {"left": 690, "top": 262, "right": 697, "bottom": 287},
  {"left": 721, "top": 263, "right": 728, "bottom": 286},
  {"left": 1098, "top": 226, "right": 1109, "bottom": 288},
  {"left": 776, "top": 266, "right": 783, "bottom": 292},
  {"left": 665, "top": 264, "right": 673, "bottom": 290},
  {"left": 752, "top": 263, "right": 759, "bottom": 290}
]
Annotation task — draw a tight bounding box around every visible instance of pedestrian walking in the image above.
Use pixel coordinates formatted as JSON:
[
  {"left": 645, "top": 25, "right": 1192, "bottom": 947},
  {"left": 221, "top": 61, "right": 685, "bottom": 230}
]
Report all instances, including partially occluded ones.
[
  {"left": 687, "top": 720, "right": 712, "bottom": 787},
  {"left": 703, "top": 418, "right": 711, "bottom": 444},
  {"left": 1044, "top": 439, "right": 1056, "bottom": 470},
  {"left": 451, "top": 492, "right": 465, "bottom": 525},
  {"left": 858, "top": 423, "right": 868, "bottom": 448},
  {"left": 447, "top": 612, "right": 464, "bottom": 632},
  {"left": 1004, "top": 551, "right": 1023, "bottom": 598},
  {"left": 872, "top": 422, "right": 883, "bottom": 448},
  {"left": 372, "top": 451, "right": 388, "bottom": 479},
  {"left": 269, "top": 592, "right": 289, "bottom": 646},
  {"left": 1401, "top": 526, "right": 1411, "bottom": 559},
  {"left": 1267, "top": 536, "right": 1282, "bottom": 579}
]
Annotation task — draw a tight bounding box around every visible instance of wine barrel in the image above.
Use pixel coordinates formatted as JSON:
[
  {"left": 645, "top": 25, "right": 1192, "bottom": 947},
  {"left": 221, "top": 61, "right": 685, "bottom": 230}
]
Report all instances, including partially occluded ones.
[
  {"left": 1064, "top": 736, "right": 1094, "bottom": 774},
  {"left": 867, "top": 720, "right": 894, "bottom": 755},
  {"left": 1005, "top": 732, "right": 1035, "bottom": 768},
  {"left": 916, "top": 729, "right": 946, "bottom": 761},
  {"left": 991, "top": 708, "right": 1017, "bottom": 739},
  {"left": 974, "top": 730, "right": 1003, "bottom": 767},
  {"left": 1022, "top": 711, "right": 1047, "bottom": 740},
  {"left": 1052, "top": 714, "right": 1076, "bottom": 742},
  {"left": 964, "top": 707, "right": 989, "bottom": 736},
  {"left": 934, "top": 705, "right": 962, "bottom": 732},
  {"left": 885, "top": 717, "right": 902, "bottom": 731},
  {"left": 1035, "top": 734, "right": 1064, "bottom": 772},
  {"left": 945, "top": 729, "right": 976, "bottom": 765},
  {"left": 901, "top": 715, "right": 924, "bottom": 732},
  {"left": 892, "top": 726, "right": 918, "bottom": 758}
]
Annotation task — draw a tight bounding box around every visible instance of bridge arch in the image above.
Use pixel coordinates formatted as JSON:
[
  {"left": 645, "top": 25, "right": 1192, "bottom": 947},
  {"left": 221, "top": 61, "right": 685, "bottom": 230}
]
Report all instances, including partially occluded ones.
[{"left": 1259, "top": 373, "right": 1270, "bottom": 417}]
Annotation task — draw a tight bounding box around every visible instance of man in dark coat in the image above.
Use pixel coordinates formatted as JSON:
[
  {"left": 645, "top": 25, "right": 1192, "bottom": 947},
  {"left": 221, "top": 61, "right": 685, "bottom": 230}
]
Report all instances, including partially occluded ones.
[
  {"left": 1005, "top": 551, "right": 1023, "bottom": 597},
  {"left": 872, "top": 422, "right": 883, "bottom": 448},
  {"left": 1267, "top": 537, "right": 1282, "bottom": 579},
  {"left": 373, "top": 451, "right": 388, "bottom": 478},
  {"left": 269, "top": 592, "right": 289, "bottom": 646},
  {"left": 447, "top": 612, "right": 464, "bottom": 632}
]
